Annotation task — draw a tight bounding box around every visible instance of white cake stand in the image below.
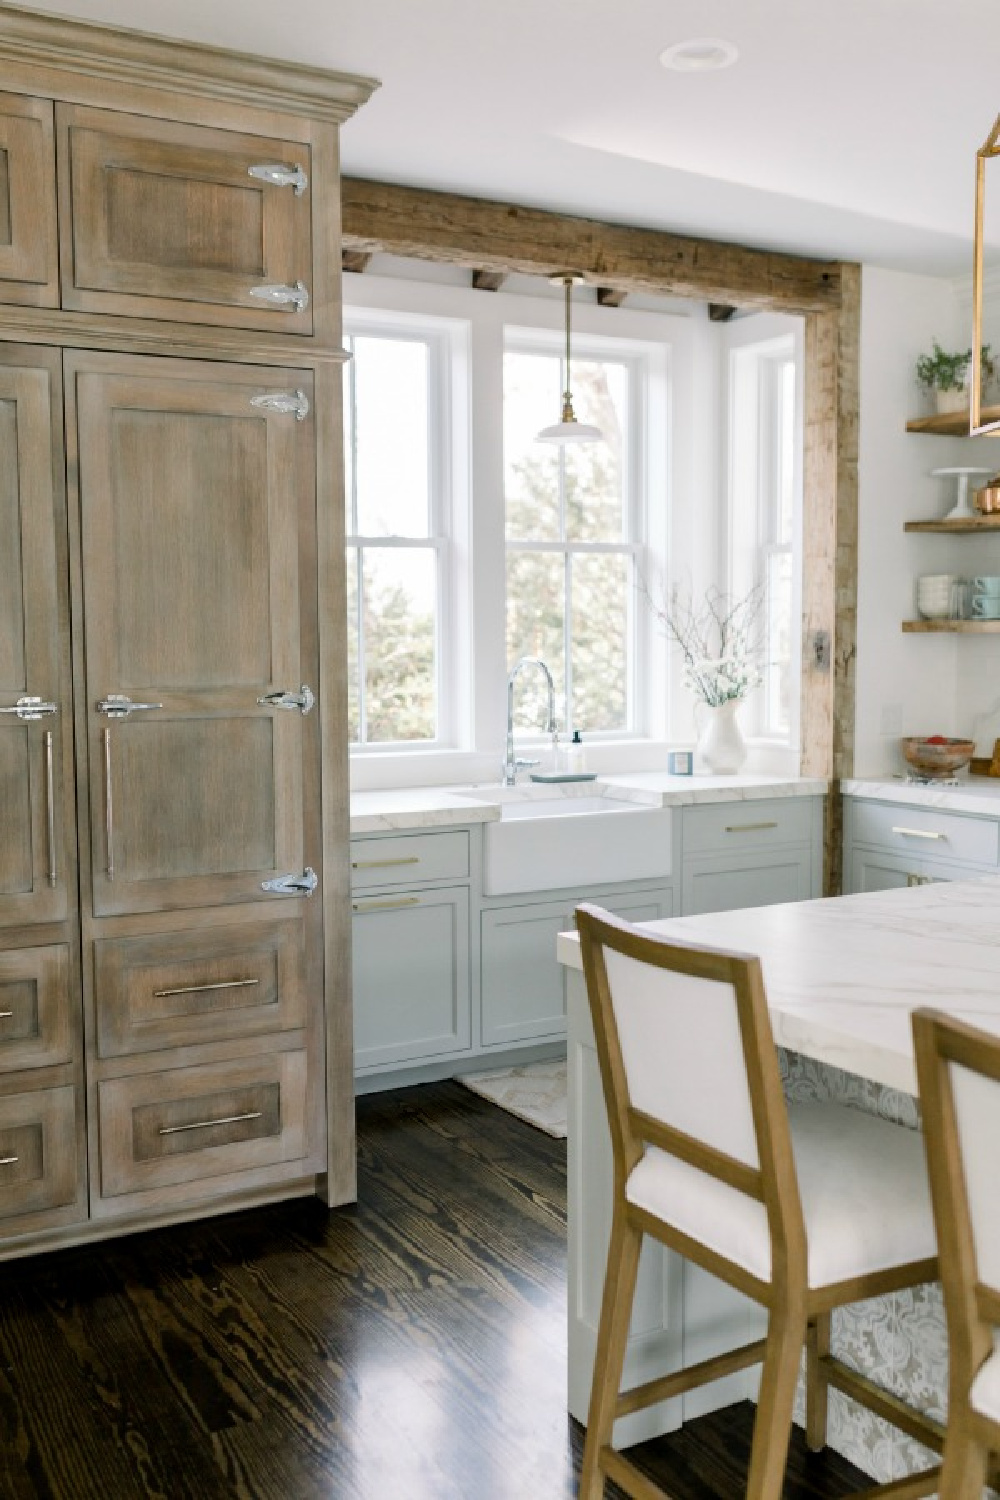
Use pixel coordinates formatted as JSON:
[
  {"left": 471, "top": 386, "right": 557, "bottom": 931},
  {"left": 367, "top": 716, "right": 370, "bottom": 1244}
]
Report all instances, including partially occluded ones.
[{"left": 931, "top": 466, "right": 995, "bottom": 520}]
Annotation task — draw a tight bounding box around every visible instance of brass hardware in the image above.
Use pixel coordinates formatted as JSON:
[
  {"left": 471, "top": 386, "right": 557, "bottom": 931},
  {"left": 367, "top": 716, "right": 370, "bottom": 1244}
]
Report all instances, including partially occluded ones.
[
  {"left": 0, "top": 1156, "right": 18, "bottom": 1166},
  {"left": 262, "top": 867, "right": 318, "bottom": 897},
  {"left": 0, "top": 695, "right": 57, "bottom": 721},
  {"left": 248, "top": 280, "right": 309, "bottom": 312},
  {"left": 0, "top": 1011, "right": 13, "bottom": 1019},
  {"left": 257, "top": 685, "right": 315, "bottom": 713},
  {"left": 247, "top": 162, "right": 308, "bottom": 196},
  {"left": 103, "top": 728, "right": 114, "bottom": 879},
  {"left": 724, "top": 821, "right": 779, "bottom": 833},
  {"left": 351, "top": 855, "right": 420, "bottom": 870},
  {"left": 44, "top": 731, "right": 55, "bottom": 887},
  {"left": 891, "top": 826, "right": 947, "bottom": 841},
  {"left": 153, "top": 978, "right": 259, "bottom": 998},
  {"left": 97, "top": 694, "right": 162, "bottom": 719},
  {"left": 972, "top": 116, "right": 1000, "bottom": 435},
  {"left": 158, "top": 1110, "right": 262, "bottom": 1137},
  {"left": 250, "top": 390, "right": 310, "bottom": 421},
  {"left": 352, "top": 896, "right": 420, "bottom": 912}
]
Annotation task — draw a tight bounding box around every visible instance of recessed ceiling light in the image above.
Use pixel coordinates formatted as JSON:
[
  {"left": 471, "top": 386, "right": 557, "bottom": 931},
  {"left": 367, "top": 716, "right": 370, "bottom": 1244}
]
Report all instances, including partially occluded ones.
[{"left": 659, "top": 38, "right": 739, "bottom": 73}]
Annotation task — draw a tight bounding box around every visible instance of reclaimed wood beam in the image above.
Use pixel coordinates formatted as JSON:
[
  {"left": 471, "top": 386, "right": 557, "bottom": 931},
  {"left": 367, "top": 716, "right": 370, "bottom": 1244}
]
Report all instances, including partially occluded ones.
[
  {"left": 341, "top": 177, "right": 841, "bottom": 312},
  {"left": 472, "top": 269, "right": 507, "bottom": 292}
]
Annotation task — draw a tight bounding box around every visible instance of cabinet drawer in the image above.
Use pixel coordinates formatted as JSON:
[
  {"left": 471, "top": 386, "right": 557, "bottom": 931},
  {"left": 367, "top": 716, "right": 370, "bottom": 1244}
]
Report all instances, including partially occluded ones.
[
  {"left": 0, "top": 944, "right": 73, "bottom": 1072},
  {"left": 93, "top": 918, "right": 306, "bottom": 1059},
  {"left": 351, "top": 831, "right": 469, "bottom": 892},
  {"left": 0, "top": 1084, "right": 79, "bottom": 1223},
  {"left": 0, "top": 93, "right": 58, "bottom": 307},
  {"left": 97, "top": 1051, "right": 308, "bottom": 1199},
  {"left": 58, "top": 106, "right": 313, "bottom": 333},
  {"left": 851, "top": 801, "right": 999, "bottom": 868},
  {"left": 683, "top": 797, "right": 815, "bottom": 854}
]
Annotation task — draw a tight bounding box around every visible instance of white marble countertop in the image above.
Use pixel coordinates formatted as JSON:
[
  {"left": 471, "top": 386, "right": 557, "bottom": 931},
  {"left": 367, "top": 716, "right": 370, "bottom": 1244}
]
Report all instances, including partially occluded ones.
[
  {"left": 557, "top": 876, "right": 1000, "bottom": 1095},
  {"left": 350, "top": 772, "right": 827, "bottom": 834},
  {"left": 843, "top": 776, "right": 1000, "bottom": 818}
]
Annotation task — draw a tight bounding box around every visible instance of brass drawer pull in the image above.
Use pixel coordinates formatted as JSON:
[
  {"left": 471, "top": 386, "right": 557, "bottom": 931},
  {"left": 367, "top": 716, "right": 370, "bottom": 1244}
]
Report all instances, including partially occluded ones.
[
  {"left": 158, "top": 1110, "right": 262, "bottom": 1137},
  {"left": 724, "top": 821, "right": 779, "bottom": 833},
  {"left": 152, "top": 978, "right": 260, "bottom": 999},
  {"left": 891, "top": 826, "right": 947, "bottom": 841},
  {"left": 0, "top": 1156, "right": 18, "bottom": 1167},
  {"left": 352, "top": 896, "right": 420, "bottom": 913},
  {"left": 0, "top": 1010, "right": 13, "bottom": 1019},
  {"left": 351, "top": 855, "right": 420, "bottom": 870}
]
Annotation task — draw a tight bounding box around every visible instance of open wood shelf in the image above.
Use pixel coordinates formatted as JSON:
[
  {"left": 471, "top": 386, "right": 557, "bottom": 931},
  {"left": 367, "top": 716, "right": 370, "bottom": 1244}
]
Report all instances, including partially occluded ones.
[
  {"left": 903, "top": 620, "right": 1000, "bottom": 633},
  {"left": 904, "top": 516, "right": 1000, "bottom": 532},
  {"left": 906, "top": 405, "right": 1000, "bottom": 435}
]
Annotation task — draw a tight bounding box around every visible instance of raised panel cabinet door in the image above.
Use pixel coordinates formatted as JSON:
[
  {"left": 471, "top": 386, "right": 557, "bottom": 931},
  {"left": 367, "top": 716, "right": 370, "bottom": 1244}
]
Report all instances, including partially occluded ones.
[
  {"left": 0, "top": 353, "right": 71, "bottom": 926},
  {"left": 58, "top": 106, "right": 313, "bottom": 333},
  {"left": 0, "top": 93, "right": 58, "bottom": 307},
  {"left": 70, "top": 352, "right": 317, "bottom": 917}
]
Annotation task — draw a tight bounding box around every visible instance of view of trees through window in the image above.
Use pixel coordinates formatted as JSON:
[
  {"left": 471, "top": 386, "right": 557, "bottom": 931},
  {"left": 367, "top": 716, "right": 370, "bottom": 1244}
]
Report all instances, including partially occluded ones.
[{"left": 504, "top": 350, "right": 635, "bottom": 737}]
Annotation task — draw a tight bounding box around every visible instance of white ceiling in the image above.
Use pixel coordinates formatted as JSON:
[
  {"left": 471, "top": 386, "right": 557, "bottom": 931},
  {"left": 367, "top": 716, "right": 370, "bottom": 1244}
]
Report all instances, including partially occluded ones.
[{"left": 15, "top": 0, "right": 1000, "bottom": 277}]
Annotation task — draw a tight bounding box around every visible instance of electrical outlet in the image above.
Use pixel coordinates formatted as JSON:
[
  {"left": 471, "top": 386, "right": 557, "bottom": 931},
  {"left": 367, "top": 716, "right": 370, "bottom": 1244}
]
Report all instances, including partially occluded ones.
[{"left": 880, "top": 702, "right": 903, "bottom": 736}]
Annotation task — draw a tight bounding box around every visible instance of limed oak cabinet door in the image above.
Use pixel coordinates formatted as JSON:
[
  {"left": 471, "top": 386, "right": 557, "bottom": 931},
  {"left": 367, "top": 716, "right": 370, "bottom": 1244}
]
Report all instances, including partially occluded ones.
[
  {"left": 0, "top": 93, "right": 58, "bottom": 307},
  {"left": 69, "top": 351, "right": 318, "bottom": 918},
  {"left": 58, "top": 106, "right": 313, "bottom": 333}
]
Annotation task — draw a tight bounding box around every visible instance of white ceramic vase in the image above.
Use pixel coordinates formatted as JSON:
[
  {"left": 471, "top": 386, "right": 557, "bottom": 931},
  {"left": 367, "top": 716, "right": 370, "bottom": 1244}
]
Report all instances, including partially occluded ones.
[{"left": 696, "top": 698, "right": 747, "bottom": 775}]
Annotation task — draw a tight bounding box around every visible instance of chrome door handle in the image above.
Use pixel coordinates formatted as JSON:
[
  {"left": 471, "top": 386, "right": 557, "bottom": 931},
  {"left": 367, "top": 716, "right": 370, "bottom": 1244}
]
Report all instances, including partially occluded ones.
[
  {"left": 257, "top": 685, "right": 315, "bottom": 714},
  {"left": 247, "top": 162, "right": 308, "bottom": 196},
  {"left": 262, "top": 867, "right": 318, "bottom": 897},
  {"left": 0, "top": 695, "right": 58, "bottom": 720},
  {"left": 250, "top": 390, "right": 310, "bottom": 421},
  {"left": 248, "top": 280, "right": 310, "bottom": 312},
  {"left": 97, "top": 695, "right": 163, "bottom": 719}
]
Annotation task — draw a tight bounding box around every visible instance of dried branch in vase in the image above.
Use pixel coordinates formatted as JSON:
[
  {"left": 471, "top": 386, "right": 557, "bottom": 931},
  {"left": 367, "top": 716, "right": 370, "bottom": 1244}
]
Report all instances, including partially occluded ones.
[{"left": 642, "top": 580, "right": 766, "bottom": 707}]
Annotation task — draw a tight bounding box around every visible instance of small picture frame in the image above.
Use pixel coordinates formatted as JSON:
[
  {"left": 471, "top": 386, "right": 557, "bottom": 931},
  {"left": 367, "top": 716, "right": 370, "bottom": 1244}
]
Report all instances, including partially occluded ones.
[{"left": 668, "top": 749, "right": 693, "bottom": 776}]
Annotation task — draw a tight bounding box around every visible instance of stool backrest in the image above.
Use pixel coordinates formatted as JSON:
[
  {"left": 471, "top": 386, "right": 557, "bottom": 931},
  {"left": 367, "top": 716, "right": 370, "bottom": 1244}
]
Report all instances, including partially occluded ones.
[
  {"left": 575, "top": 902, "right": 803, "bottom": 1266},
  {"left": 913, "top": 1009, "right": 1000, "bottom": 1382}
]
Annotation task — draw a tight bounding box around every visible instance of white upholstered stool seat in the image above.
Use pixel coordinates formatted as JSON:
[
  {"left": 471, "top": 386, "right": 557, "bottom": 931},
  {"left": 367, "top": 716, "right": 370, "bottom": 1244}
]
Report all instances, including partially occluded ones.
[
  {"left": 627, "top": 1100, "right": 936, "bottom": 1289},
  {"left": 970, "top": 1348, "right": 1000, "bottom": 1426}
]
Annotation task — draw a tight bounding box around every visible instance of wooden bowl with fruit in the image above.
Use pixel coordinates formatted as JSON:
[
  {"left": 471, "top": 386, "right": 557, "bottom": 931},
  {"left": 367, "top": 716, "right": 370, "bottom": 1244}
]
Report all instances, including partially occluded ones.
[{"left": 901, "top": 735, "right": 976, "bottom": 778}]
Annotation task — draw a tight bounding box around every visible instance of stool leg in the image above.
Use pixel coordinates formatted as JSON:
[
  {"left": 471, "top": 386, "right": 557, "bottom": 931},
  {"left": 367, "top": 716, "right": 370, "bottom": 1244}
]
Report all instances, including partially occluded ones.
[
  {"left": 580, "top": 1207, "right": 643, "bottom": 1500},
  {"left": 805, "top": 1309, "right": 831, "bottom": 1451},
  {"left": 939, "top": 1426, "right": 988, "bottom": 1500},
  {"left": 745, "top": 1296, "right": 807, "bottom": 1500}
]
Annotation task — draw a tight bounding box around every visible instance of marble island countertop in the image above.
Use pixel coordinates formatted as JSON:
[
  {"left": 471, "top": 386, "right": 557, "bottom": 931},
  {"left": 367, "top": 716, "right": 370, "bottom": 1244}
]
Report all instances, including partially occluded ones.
[
  {"left": 843, "top": 775, "right": 1000, "bottom": 818},
  {"left": 350, "top": 772, "right": 828, "bottom": 835},
  {"left": 558, "top": 875, "right": 1000, "bottom": 1095}
]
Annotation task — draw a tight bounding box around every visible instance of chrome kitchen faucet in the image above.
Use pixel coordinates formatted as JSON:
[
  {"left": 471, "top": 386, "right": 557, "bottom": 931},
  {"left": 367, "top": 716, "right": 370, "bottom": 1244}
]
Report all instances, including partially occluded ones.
[{"left": 502, "top": 657, "right": 557, "bottom": 786}]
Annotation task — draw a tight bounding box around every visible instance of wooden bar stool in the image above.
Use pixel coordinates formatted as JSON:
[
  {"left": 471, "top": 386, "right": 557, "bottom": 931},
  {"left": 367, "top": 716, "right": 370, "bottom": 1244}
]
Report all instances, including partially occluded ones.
[
  {"left": 575, "top": 902, "right": 943, "bottom": 1500},
  {"left": 913, "top": 1008, "right": 1000, "bottom": 1498}
]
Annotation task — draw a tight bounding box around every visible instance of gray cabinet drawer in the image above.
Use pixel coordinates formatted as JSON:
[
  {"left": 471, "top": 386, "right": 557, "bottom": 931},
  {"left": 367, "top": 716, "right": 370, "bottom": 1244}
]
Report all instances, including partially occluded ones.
[
  {"left": 350, "top": 830, "right": 469, "bottom": 891},
  {"left": 850, "top": 801, "right": 999, "bottom": 868},
  {"left": 682, "top": 797, "right": 815, "bottom": 854}
]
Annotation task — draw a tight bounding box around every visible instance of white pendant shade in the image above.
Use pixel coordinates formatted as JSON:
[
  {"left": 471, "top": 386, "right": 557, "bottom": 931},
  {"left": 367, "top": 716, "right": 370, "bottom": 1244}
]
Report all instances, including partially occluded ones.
[{"left": 536, "top": 274, "right": 603, "bottom": 446}]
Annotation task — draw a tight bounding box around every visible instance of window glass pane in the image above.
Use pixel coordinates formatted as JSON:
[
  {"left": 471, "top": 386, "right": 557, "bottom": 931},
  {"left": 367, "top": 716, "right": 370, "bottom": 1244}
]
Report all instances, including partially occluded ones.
[
  {"left": 342, "top": 350, "right": 355, "bottom": 534},
  {"left": 362, "top": 548, "right": 437, "bottom": 742},
  {"left": 765, "top": 549, "right": 793, "bottom": 735},
  {"left": 571, "top": 553, "right": 629, "bottom": 732},
  {"left": 566, "top": 360, "right": 626, "bottom": 543},
  {"left": 353, "top": 336, "right": 430, "bottom": 537},
  {"left": 506, "top": 550, "right": 566, "bottom": 725},
  {"left": 346, "top": 549, "right": 360, "bottom": 744},
  {"left": 504, "top": 352, "right": 561, "bottom": 541},
  {"left": 777, "top": 359, "right": 795, "bottom": 543}
]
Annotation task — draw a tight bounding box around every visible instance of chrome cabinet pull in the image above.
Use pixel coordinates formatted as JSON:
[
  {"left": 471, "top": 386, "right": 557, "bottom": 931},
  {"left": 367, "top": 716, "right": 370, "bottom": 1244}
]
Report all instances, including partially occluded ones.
[
  {"left": 351, "top": 855, "right": 420, "bottom": 871},
  {"left": 352, "top": 896, "right": 420, "bottom": 913},
  {"left": 97, "top": 695, "right": 162, "bottom": 719},
  {"left": 891, "top": 826, "right": 947, "bottom": 841},
  {"left": 153, "top": 978, "right": 260, "bottom": 998},
  {"left": 158, "top": 1110, "right": 262, "bottom": 1138},
  {"left": 248, "top": 280, "right": 309, "bottom": 312},
  {"left": 0, "top": 695, "right": 57, "bottom": 720},
  {"left": 103, "top": 728, "right": 114, "bottom": 880},
  {"left": 44, "top": 730, "right": 56, "bottom": 888},
  {"left": 262, "top": 867, "right": 318, "bottom": 897},
  {"left": 257, "top": 685, "right": 315, "bottom": 714},
  {"left": 247, "top": 162, "right": 308, "bottom": 196},
  {"left": 0, "top": 1156, "right": 18, "bottom": 1167},
  {"left": 724, "top": 821, "right": 779, "bottom": 834},
  {"left": 250, "top": 390, "right": 310, "bottom": 421}
]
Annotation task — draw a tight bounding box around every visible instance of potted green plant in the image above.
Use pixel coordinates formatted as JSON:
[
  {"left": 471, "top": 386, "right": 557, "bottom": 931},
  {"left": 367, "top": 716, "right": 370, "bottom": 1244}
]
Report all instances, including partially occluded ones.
[{"left": 916, "top": 339, "right": 996, "bottom": 414}]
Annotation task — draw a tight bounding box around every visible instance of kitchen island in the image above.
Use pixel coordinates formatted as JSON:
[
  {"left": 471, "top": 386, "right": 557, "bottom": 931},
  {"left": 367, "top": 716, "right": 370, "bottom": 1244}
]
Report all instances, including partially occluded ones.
[{"left": 558, "top": 877, "right": 1000, "bottom": 1489}]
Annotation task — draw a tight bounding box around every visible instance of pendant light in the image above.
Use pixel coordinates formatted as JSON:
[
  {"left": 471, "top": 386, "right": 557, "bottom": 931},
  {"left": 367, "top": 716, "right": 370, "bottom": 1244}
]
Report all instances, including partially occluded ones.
[{"left": 536, "top": 273, "right": 603, "bottom": 444}]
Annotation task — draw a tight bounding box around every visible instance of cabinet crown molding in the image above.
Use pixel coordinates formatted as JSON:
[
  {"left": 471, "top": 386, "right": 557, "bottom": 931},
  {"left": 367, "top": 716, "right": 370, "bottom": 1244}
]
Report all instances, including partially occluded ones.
[{"left": 0, "top": 2, "right": 380, "bottom": 124}]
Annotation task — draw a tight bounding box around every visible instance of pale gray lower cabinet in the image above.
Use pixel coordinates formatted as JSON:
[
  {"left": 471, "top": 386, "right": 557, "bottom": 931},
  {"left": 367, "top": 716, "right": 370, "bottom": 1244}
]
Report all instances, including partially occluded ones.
[
  {"left": 680, "top": 797, "right": 822, "bottom": 915},
  {"left": 480, "top": 887, "right": 672, "bottom": 1049},
  {"left": 843, "top": 798, "right": 999, "bottom": 895}
]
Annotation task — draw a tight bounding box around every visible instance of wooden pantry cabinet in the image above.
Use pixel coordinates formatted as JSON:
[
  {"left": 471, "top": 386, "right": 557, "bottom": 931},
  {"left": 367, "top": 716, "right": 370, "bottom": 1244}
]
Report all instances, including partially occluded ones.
[{"left": 0, "top": 4, "right": 376, "bottom": 1257}]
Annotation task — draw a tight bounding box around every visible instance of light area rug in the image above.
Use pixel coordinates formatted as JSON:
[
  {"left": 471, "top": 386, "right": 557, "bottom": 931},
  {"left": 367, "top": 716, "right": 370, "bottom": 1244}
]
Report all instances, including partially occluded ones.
[{"left": 456, "top": 1059, "right": 567, "bottom": 1138}]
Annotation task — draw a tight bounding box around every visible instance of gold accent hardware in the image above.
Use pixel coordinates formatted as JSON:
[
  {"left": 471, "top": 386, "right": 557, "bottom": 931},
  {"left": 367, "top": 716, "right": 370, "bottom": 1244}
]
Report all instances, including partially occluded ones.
[
  {"left": 724, "top": 821, "right": 779, "bottom": 833},
  {"left": 352, "top": 896, "right": 420, "bottom": 913},
  {"left": 152, "top": 978, "right": 260, "bottom": 998},
  {"left": 103, "top": 728, "right": 114, "bottom": 879},
  {"left": 0, "top": 1011, "right": 13, "bottom": 1019},
  {"left": 158, "top": 1110, "right": 263, "bottom": 1137},
  {"left": 351, "top": 855, "right": 420, "bottom": 870},
  {"left": 0, "top": 1156, "right": 18, "bottom": 1166},
  {"left": 891, "top": 826, "right": 946, "bottom": 841},
  {"left": 972, "top": 115, "right": 1000, "bottom": 434},
  {"left": 45, "top": 730, "right": 56, "bottom": 887}
]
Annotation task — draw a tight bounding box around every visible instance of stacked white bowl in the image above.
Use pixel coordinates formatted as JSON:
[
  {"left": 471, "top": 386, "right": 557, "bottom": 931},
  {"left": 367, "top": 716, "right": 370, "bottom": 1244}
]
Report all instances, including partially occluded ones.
[
  {"left": 916, "top": 573, "right": 956, "bottom": 620},
  {"left": 971, "top": 575, "right": 1000, "bottom": 620}
]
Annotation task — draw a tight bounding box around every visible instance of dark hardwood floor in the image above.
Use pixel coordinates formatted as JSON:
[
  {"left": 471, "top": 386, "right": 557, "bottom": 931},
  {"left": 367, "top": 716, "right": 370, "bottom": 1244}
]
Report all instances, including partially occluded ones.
[{"left": 0, "top": 1082, "right": 872, "bottom": 1498}]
